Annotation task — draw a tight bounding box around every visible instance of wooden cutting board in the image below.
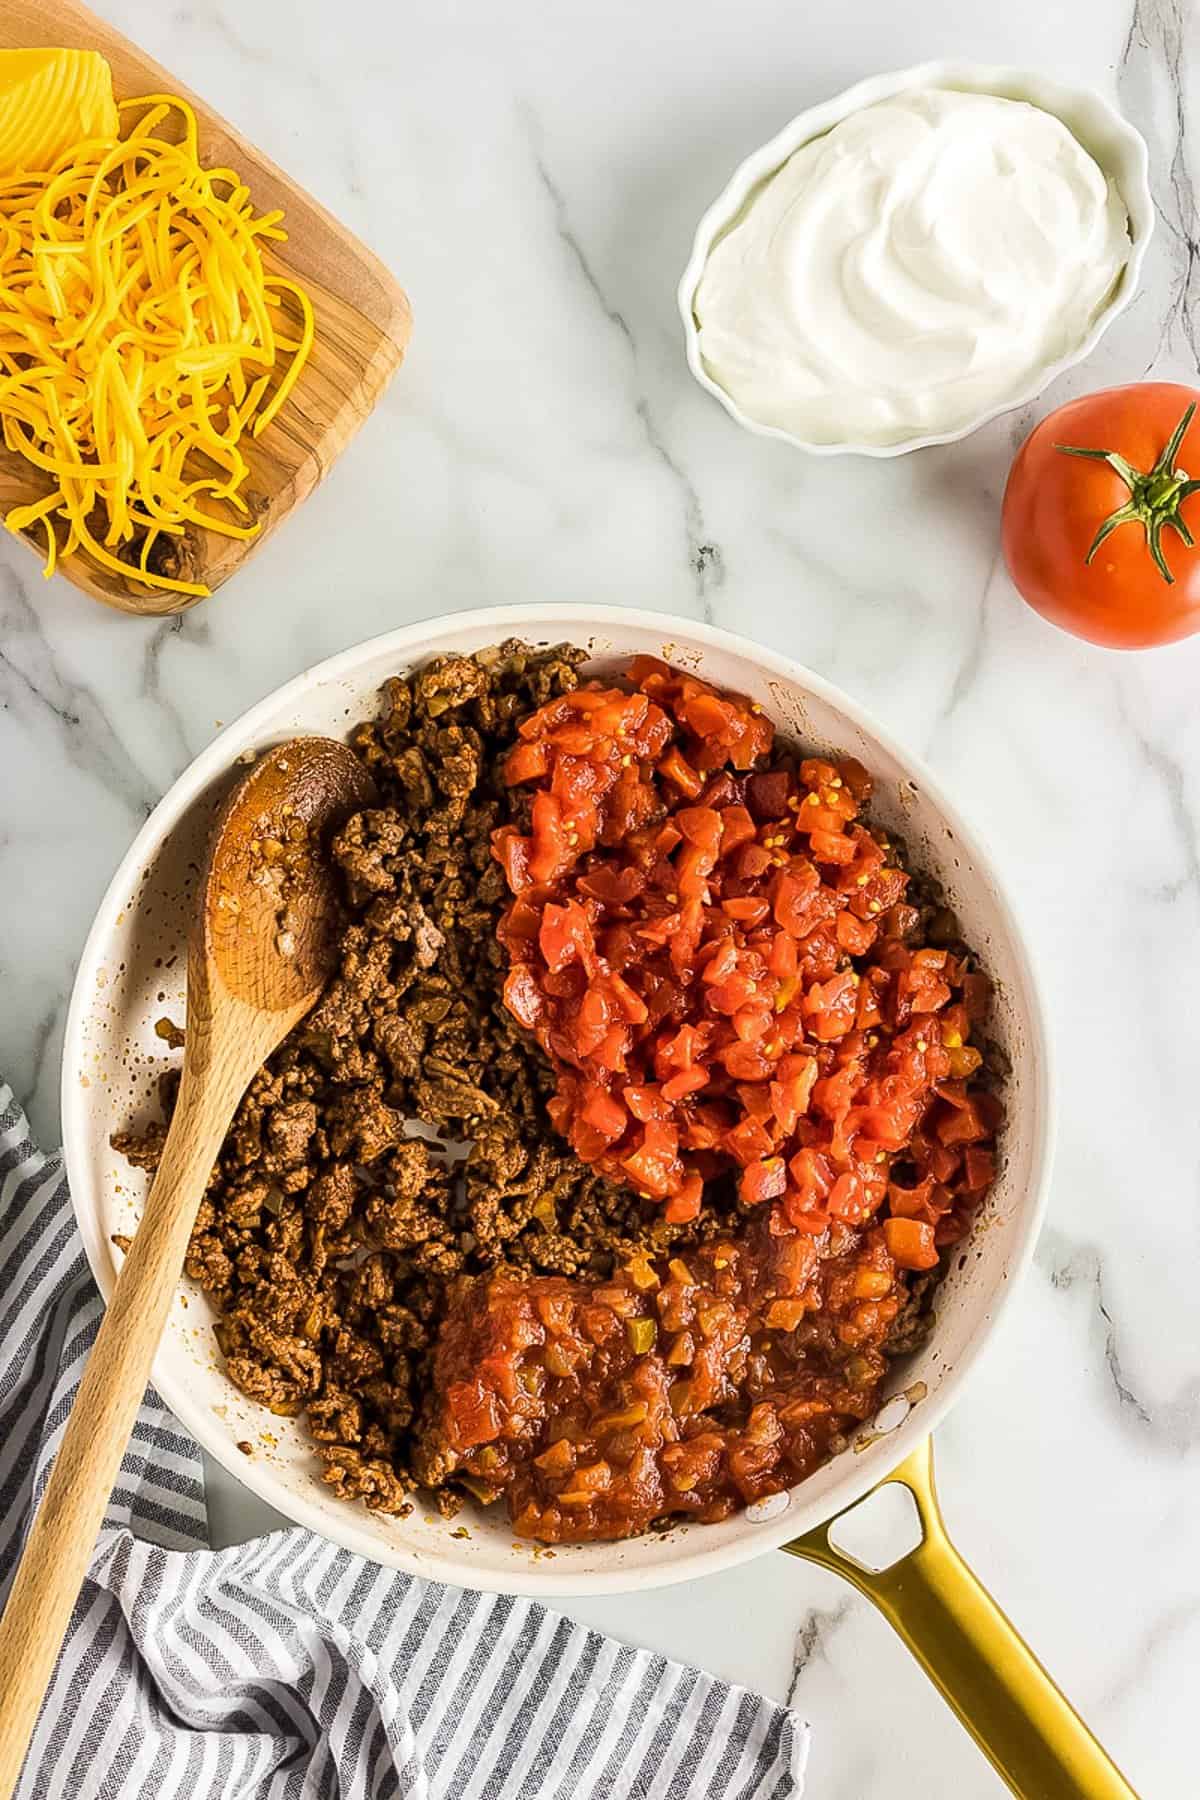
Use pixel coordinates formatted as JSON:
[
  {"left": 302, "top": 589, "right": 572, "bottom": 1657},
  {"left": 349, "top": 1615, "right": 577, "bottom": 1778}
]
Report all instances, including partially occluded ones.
[{"left": 0, "top": 0, "right": 411, "bottom": 615}]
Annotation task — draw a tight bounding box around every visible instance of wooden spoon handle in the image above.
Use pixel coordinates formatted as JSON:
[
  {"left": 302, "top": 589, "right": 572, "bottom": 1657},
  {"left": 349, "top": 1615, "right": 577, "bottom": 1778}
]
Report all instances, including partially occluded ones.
[{"left": 0, "top": 1066, "right": 231, "bottom": 1800}]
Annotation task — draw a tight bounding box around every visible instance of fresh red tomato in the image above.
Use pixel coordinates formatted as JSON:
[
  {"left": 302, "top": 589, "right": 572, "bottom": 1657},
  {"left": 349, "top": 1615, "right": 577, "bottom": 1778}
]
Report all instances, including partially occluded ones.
[{"left": 1002, "top": 382, "right": 1200, "bottom": 648}]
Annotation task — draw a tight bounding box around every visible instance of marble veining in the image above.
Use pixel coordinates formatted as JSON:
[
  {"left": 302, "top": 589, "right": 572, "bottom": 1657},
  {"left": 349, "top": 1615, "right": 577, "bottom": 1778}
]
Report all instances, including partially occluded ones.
[{"left": 3, "top": 1, "right": 1199, "bottom": 1794}]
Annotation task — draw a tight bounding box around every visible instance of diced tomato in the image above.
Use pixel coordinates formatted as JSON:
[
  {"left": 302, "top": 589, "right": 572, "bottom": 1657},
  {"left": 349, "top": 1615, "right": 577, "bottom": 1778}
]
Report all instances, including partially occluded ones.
[
  {"left": 837, "top": 758, "right": 872, "bottom": 800},
  {"left": 659, "top": 1024, "right": 698, "bottom": 1071},
  {"left": 925, "top": 1141, "right": 962, "bottom": 1185},
  {"left": 740, "top": 1157, "right": 786, "bottom": 1206},
  {"left": 849, "top": 866, "right": 908, "bottom": 921},
  {"left": 878, "top": 903, "right": 919, "bottom": 943},
  {"left": 804, "top": 971, "right": 858, "bottom": 1041},
  {"left": 670, "top": 897, "right": 705, "bottom": 976},
  {"left": 623, "top": 1120, "right": 680, "bottom": 1198},
  {"left": 605, "top": 775, "right": 655, "bottom": 843},
  {"left": 813, "top": 1062, "right": 864, "bottom": 1121},
  {"left": 887, "top": 1177, "right": 940, "bottom": 1222},
  {"left": 936, "top": 1099, "right": 988, "bottom": 1145},
  {"left": 658, "top": 747, "right": 704, "bottom": 798},
  {"left": 578, "top": 864, "right": 647, "bottom": 906},
  {"left": 632, "top": 706, "right": 674, "bottom": 761},
  {"left": 579, "top": 1082, "right": 627, "bottom": 1142},
  {"left": 529, "top": 791, "right": 568, "bottom": 883},
  {"left": 721, "top": 1042, "right": 773, "bottom": 1081},
  {"left": 773, "top": 867, "right": 820, "bottom": 936},
  {"left": 828, "top": 1173, "right": 866, "bottom": 1222},
  {"left": 733, "top": 711, "right": 773, "bottom": 769},
  {"left": 462, "top": 657, "right": 1006, "bottom": 1544},
  {"left": 718, "top": 806, "right": 757, "bottom": 854},
  {"left": 446, "top": 1380, "right": 501, "bottom": 1449},
  {"left": 769, "top": 933, "right": 798, "bottom": 980},
  {"left": 662, "top": 1065, "right": 709, "bottom": 1103},
  {"left": 745, "top": 771, "right": 791, "bottom": 820},
  {"left": 646, "top": 1119, "right": 679, "bottom": 1157},
  {"left": 796, "top": 801, "right": 843, "bottom": 835},
  {"left": 539, "top": 900, "right": 595, "bottom": 974},
  {"left": 493, "top": 825, "right": 533, "bottom": 893},
  {"left": 568, "top": 1117, "right": 612, "bottom": 1164},
  {"left": 737, "top": 843, "right": 774, "bottom": 880},
  {"left": 581, "top": 1304, "right": 621, "bottom": 1345},
  {"left": 505, "top": 739, "right": 551, "bottom": 784},
  {"left": 781, "top": 1196, "right": 831, "bottom": 1235},
  {"left": 799, "top": 758, "right": 838, "bottom": 789},
  {"left": 676, "top": 806, "right": 722, "bottom": 853},
  {"left": 601, "top": 1020, "right": 636, "bottom": 1071},
  {"left": 788, "top": 1147, "right": 833, "bottom": 1204},
  {"left": 836, "top": 912, "right": 877, "bottom": 955},
  {"left": 680, "top": 1111, "right": 723, "bottom": 1151},
  {"left": 701, "top": 939, "right": 739, "bottom": 986},
  {"left": 707, "top": 973, "right": 757, "bottom": 1016},
  {"left": 684, "top": 691, "right": 737, "bottom": 739},
  {"left": 769, "top": 1060, "right": 818, "bottom": 1134},
  {"left": 503, "top": 893, "right": 543, "bottom": 943},
  {"left": 624, "top": 1084, "right": 671, "bottom": 1123},
  {"left": 725, "top": 1117, "right": 775, "bottom": 1167},
  {"left": 663, "top": 1173, "right": 703, "bottom": 1223},
  {"left": 883, "top": 1218, "right": 940, "bottom": 1270},
  {"left": 676, "top": 842, "right": 716, "bottom": 900},
  {"left": 549, "top": 724, "right": 597, "bottom": 756},
  {"left": 697, "top": 770, "right": 735, "bottom": 806},
  {"left": 731, "top": 1003, "right": 772, "bottom": 1044},
  {"left": 597, "top": 971, "right": 644, "bottom": 1026},
  {"left": 580, "top": 979, "right": 617, "bottom": 1041},
  {"left": 855, "top": 970, "right": 886, "bottom": 1029},
  {"left": 494, "top": 658, "right": 998, "bottom": 1242},
  {"left": 809, "top": 829, "right": 855, "bottom": 865},
  {"left": 722, "top": 896, "right": 770, "bottom": 925}
]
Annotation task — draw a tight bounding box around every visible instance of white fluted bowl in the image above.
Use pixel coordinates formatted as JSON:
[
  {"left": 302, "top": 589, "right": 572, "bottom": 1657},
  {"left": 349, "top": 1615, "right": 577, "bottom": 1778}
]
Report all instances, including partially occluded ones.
[{"left": 678, "top": 62, "right": 1154, "bottom": 458}]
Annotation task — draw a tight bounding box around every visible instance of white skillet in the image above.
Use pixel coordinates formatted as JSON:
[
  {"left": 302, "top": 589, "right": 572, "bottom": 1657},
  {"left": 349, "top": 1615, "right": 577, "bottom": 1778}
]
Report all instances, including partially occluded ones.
[{"left": 63, "top": 604, "right": 1050, "bottom": 1592}]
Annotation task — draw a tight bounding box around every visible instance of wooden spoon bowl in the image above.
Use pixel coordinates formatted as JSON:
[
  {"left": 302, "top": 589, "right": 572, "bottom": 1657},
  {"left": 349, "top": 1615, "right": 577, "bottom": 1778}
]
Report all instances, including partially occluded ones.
[{"left": 199, "top": 737, "right": 378, "bottom": 1019}]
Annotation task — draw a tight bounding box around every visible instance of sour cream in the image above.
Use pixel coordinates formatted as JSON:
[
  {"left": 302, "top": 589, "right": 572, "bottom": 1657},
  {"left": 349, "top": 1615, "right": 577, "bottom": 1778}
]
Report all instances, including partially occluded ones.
[{"left": 693, "top": 88, "right": 1131, "bottom": 447}]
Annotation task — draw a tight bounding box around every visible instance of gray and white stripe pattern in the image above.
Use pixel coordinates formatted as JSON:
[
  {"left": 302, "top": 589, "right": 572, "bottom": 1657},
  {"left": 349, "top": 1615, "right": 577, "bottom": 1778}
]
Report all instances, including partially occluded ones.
[{"left": 0, "top": 1087, "right": 809, "bottom": 1798}]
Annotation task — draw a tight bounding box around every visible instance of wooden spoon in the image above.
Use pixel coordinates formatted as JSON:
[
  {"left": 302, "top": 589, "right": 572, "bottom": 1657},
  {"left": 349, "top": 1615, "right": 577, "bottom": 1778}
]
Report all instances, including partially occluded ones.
[{"left": 0, "top": 736, "right": 375, "bottom": 1798}]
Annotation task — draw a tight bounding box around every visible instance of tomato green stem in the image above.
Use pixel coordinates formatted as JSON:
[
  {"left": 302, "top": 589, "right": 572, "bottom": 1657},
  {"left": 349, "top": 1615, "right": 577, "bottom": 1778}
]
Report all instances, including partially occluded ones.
[{"left": 1056, "top": 401, "right": 1200, "bottom": 585}]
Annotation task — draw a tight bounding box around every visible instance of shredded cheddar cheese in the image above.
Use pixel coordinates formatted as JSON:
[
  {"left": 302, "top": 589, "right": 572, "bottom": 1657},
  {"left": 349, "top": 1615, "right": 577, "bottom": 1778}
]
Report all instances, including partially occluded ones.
[{"left": 0, "top": 85, "right": 314, "bottom": 596}]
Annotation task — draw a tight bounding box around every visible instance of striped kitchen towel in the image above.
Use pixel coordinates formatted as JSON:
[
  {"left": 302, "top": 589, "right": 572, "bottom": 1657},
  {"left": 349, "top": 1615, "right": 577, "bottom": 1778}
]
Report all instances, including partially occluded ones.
[{"left": 0, "top": 1086, "right": 810, "bottom": 1799}]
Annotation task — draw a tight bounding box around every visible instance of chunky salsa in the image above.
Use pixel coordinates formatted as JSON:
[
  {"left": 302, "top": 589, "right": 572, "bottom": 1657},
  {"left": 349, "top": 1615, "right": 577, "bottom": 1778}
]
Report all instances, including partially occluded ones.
[
  {"left": 422, "top": 1213, "right": 908, "bottom": 1542},
  {"left": 418, "top": 656, "right": 1001, "bottom": 1541}
]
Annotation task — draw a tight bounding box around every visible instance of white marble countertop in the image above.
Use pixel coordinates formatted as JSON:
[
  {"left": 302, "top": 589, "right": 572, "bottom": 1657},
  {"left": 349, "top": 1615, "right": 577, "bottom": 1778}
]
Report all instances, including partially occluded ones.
[{"left": 3, "top": 1, "right": 1198, "bottom": 1793}]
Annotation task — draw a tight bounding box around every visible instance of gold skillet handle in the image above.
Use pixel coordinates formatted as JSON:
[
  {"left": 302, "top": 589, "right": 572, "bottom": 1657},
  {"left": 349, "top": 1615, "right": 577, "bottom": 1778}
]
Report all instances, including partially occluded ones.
[{"left": 782, "top": 1439, "right": 1140, "bottom": 1800}]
